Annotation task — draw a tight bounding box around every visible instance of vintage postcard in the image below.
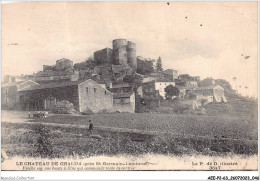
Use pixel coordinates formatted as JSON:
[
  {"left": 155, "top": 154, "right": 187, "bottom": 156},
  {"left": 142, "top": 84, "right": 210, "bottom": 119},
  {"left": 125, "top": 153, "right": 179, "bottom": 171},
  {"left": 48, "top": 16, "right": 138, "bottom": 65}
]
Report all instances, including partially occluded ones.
[{"left": 1, "top": 1, "right": 258, "bottom": 174}]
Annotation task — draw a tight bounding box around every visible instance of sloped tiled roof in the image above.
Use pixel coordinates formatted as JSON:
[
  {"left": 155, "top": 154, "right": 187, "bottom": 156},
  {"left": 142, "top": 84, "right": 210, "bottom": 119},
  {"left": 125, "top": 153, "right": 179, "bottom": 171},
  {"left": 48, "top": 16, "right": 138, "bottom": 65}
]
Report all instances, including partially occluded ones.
[
  {"left": 20, "top": 79, "right": 112, "bottom": 93},
  {"left": 20, "top": 80, "right": 83, "bottom": 91}
]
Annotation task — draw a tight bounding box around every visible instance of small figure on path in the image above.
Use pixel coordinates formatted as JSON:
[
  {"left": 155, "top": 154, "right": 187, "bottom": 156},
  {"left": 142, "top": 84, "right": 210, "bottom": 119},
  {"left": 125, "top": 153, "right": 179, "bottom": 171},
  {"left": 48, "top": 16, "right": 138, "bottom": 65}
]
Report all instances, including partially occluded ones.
[{"left": 89, "top": 120, "right": 93, "bottom": 135}]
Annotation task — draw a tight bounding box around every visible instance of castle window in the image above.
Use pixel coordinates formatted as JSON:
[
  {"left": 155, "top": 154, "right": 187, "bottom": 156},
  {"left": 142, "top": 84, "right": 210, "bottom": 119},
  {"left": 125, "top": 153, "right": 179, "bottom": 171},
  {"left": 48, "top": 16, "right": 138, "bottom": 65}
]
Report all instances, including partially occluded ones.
[
  {"left": 105, "top": 91, "right": 107, "bottom": 95},
  {"left": 5, "top": 89, "right": 8, "bottom": 94},
  {"left": 86, "top": 87, "right": 88, "bottom": 93},
  {"left": 5, "top": 98, "right": 8, "bottom": 104},
  {"left": 94, "top": 88, "right": 96, "bottom": 93}
]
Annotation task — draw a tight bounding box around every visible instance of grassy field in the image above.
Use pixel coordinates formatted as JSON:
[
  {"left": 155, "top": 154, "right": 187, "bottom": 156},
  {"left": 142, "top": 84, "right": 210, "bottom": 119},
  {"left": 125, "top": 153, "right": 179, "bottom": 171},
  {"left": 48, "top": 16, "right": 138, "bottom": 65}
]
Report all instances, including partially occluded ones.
[
  {"left": 205, "top": 93, "right": 257, "bottom": 119},
  {"left": 28, "top": 112, "right": 257, "bottom": 140},
  {"left": 2, "top": 120, "right": 257, "bottom": 159}
]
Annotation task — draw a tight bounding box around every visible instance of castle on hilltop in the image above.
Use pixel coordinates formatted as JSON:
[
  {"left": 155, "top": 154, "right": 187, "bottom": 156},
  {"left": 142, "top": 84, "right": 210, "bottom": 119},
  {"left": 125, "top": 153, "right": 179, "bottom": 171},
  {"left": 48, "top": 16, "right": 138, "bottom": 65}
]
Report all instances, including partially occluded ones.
[
  {"left": 93, "top": 39, "right": 137, "bottom": 83},
  {"left": 94, "top": 39, "right": 137, "bottom": 72},
  {"left": 1, "top": 38, "right": 227, "bottom": 113}
]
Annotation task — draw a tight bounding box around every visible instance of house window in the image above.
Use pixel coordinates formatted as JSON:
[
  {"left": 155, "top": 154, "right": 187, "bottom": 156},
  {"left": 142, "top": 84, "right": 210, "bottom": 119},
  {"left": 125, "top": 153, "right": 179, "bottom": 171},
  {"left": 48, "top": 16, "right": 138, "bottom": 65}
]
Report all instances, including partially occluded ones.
[
  {"left": 94, "top": 88, "right": 96, "bottom": 93},
  {"left": 86, "top": 87, "right": 88, "bottom": 93}
]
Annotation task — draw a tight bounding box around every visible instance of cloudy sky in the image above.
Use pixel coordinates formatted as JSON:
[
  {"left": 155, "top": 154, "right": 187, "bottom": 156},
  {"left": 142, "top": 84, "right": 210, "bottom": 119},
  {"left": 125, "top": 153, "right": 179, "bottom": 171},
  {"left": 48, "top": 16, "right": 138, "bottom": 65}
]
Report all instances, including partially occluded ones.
[{"left": 2, "top": 1, "right": 258, "bottom": 97}]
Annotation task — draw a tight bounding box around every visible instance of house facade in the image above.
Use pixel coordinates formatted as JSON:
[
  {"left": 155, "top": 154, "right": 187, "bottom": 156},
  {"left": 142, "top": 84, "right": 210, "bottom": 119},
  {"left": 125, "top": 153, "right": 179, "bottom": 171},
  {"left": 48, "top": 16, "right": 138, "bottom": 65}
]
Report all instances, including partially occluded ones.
[
  {"left": 78, "top": 80, "right": 113, "bottom": 113},
  {"left": 155, "top": 80, "right": 175, "bottom": 99},
  {"left": 193, "top": 85, "right": 227, "bottom": 103},
  {"left": 19, "top": 79, "right": 114, "bottom": 113}
]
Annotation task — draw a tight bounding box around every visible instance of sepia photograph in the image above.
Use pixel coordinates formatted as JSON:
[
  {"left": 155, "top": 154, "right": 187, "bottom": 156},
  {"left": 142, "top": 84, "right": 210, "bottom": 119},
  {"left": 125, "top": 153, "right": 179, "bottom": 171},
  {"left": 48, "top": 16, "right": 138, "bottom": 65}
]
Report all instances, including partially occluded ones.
[{"left": 1, "top": 1, "right": 258, "bottom": 175}]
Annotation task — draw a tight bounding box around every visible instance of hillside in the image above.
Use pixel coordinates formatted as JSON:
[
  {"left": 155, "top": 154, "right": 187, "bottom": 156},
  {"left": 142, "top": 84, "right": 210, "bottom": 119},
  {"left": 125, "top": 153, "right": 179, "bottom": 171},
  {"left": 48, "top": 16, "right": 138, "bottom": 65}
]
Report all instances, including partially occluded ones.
[{"left": 205, "top": 92, "right": 257, "bottom": 123}]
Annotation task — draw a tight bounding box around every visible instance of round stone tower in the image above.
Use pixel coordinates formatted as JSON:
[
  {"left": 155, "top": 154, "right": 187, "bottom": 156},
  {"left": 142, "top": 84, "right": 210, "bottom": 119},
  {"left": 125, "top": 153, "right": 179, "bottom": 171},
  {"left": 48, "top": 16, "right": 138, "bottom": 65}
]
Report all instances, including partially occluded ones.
[
  {"left": 113, "top": 39, "right": 127, "bottom": 49},
  {"left": 126, "top": 41, "right": 137, "bottom": 72},
  {"left": 112, "top": 39, "right": 128, "bottom": 66}
]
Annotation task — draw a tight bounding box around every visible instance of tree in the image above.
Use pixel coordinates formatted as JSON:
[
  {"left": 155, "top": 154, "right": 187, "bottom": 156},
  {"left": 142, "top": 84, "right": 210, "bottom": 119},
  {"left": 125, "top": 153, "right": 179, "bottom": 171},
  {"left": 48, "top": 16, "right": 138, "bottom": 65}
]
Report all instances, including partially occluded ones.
[
  {"left": 52, "top": 100, "right": 76, "bottom": 114},
  {"left": 156, "top": 57, "right": 163, "bottom": 72},
  {"left": 164, "top": 85, "right": 180, "bottom": 100}
]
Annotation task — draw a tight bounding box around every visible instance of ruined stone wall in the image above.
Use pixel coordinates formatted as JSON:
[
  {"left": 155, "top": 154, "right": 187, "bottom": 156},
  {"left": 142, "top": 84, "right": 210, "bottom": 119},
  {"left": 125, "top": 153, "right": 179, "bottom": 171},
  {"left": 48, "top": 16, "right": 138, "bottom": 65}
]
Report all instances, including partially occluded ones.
[{"left": 94, "top": 48, "right": 113, "bottom": 65}]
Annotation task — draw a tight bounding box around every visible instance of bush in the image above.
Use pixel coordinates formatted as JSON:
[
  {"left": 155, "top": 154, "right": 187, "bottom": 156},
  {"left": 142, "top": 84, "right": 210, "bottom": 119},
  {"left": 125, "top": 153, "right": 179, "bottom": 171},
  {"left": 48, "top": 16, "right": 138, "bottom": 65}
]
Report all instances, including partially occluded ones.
[
  {"left": 26, "top": 124, "right": 54, "bottom": 158},
  {"left": 173, "top": 102, "right": 191, "bottom": 114},
  {"left": 52, "top": 100, "right": 76, "bottom": 114},
  {"left": 135, "top": 95, "right": 159, "bottom": 113},
  {"left": 82, "top": 108, "right": 94, "bottom": 115}
]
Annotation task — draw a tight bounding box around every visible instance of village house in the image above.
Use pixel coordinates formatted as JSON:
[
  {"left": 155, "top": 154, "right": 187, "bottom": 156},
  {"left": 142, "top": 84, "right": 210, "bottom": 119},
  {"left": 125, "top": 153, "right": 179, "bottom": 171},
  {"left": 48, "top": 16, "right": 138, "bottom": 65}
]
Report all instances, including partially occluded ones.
[
  {"left": 155, "top": 79, "right": 175, "bottom": 99},
  {"left": 1, "top": 79, "right": 39, "bottom": 110},
  {"left": 193, "top": 85, "right": 227, "bottom": 103},
  {"left": 18, "top": 79, "right": 114, "bottom": 113},
  {"left": 185, "top": 80, "right": 198, "bottom": 87},
  {"left": 163, "top": 69, "right": 178, "bottom": 80},
  {"left": 109, "top": 83, "right": 132, "bottom": 93},
  {"left": 113, "top": 92, "right": 135, "bottom": 113},
  {"left": 175, "top": 74, "right": 199, "bottom": 88},
  {"left": 142, "top": 79, "right": 175, "bottom": 99}
]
